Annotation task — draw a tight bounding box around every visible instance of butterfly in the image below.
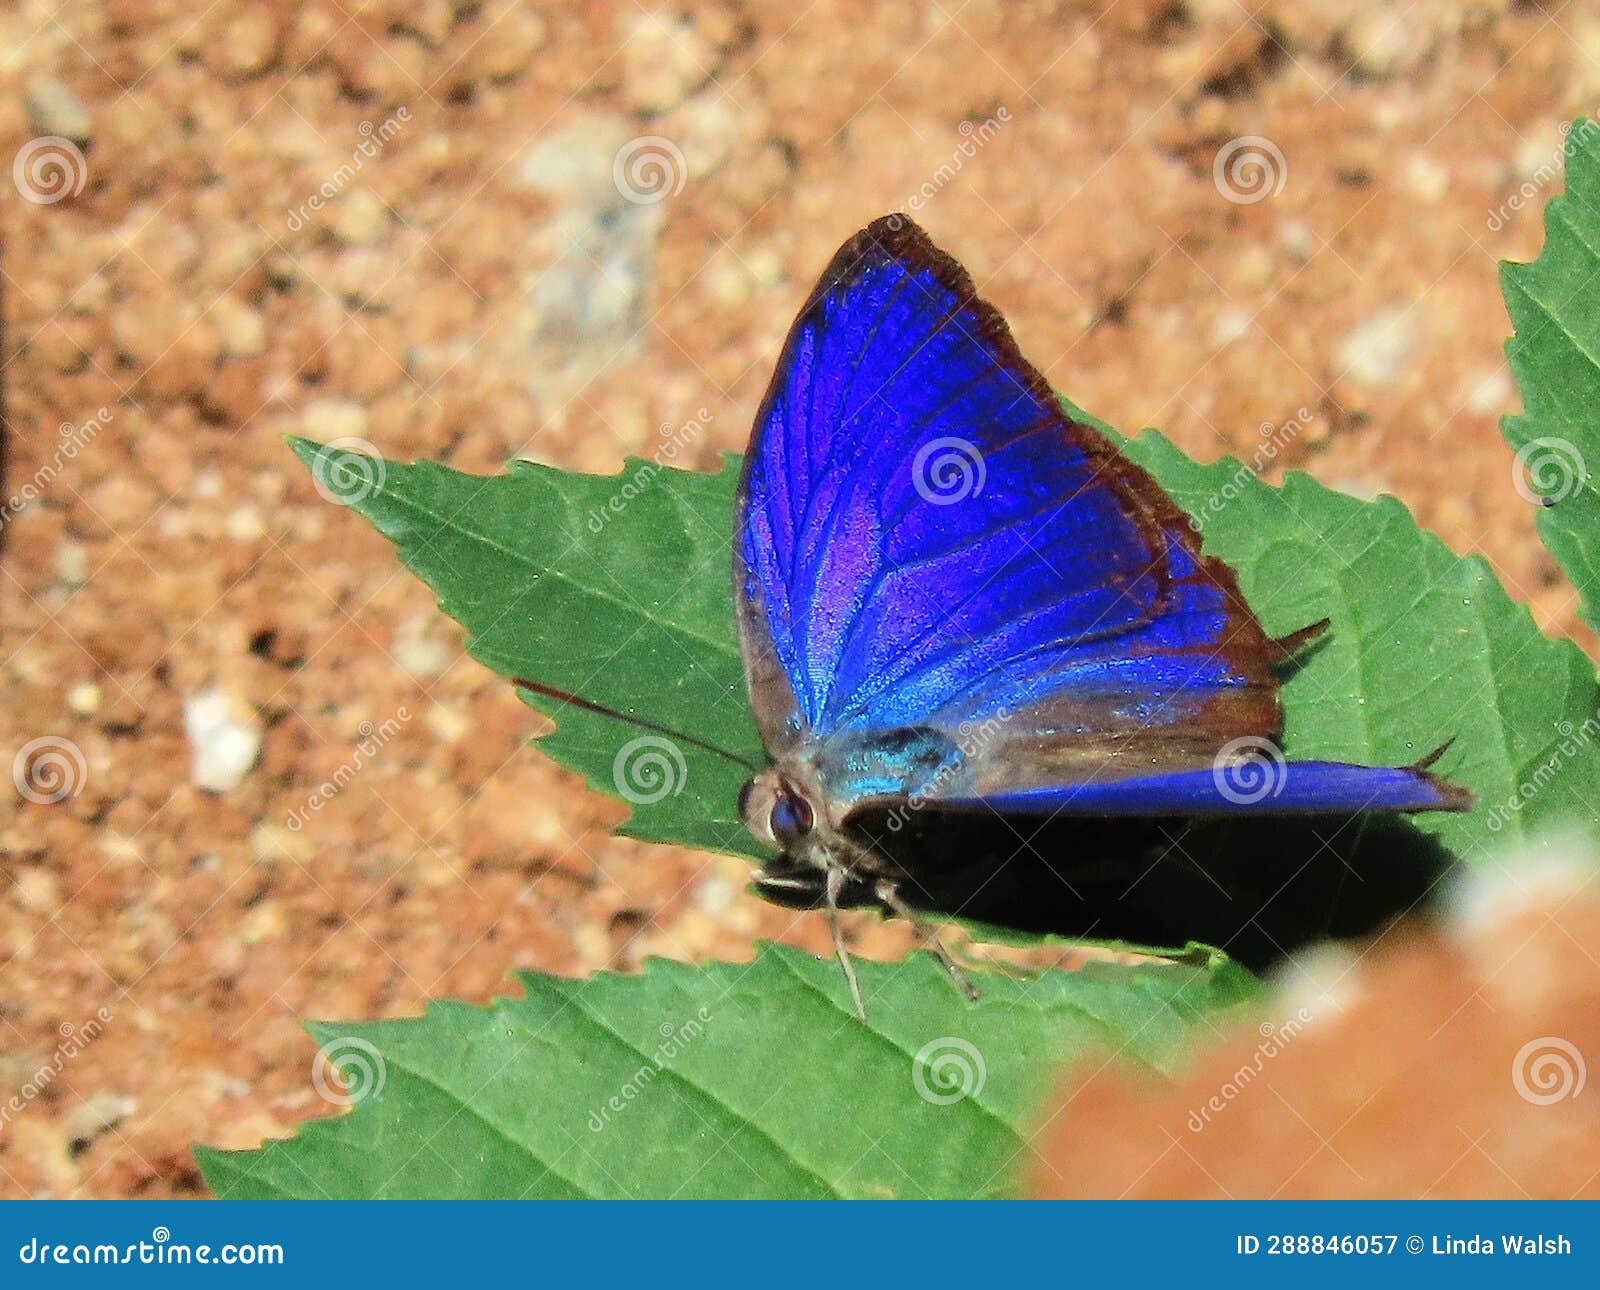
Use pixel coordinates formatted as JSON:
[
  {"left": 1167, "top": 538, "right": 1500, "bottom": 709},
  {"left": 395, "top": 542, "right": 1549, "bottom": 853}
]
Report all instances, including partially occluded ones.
[{"left": 732, "top": 214, "right": 1471, "bottom": 1014}]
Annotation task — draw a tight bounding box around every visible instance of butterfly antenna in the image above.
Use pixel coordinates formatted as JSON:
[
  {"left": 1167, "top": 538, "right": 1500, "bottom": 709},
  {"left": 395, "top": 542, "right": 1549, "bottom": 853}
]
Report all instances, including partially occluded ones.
[
  {"left": 825, "top": 866, "right": 867, "bottom": 1020},
  {"left": 511, "top": 677, "right": 760, "bottom": 772}
]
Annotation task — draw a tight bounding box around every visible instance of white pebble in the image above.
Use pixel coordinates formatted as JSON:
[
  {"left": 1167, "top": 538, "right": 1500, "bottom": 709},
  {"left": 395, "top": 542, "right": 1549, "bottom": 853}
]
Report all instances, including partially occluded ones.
[
  {"left": 184, "top": 689, "right": 261, "bottom": 792},
  {"left": 1339, "top": 310, "right": 1415, "bottom": 388}
]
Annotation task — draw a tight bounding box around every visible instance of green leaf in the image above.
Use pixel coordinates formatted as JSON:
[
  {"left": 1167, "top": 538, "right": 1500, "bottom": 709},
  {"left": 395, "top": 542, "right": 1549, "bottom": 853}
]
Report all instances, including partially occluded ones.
[
  {"left": 1501, "top": 117, "right": 1600, "bottom": 630},
  {"left": 288, "top": 438, "right": 763, "bottom": 858},
  {"left": 196, "top": 945, "right": 1249, "bottom": 1199},
  {"left": 1114, "top": 430, "right": 1600, "bottom": 857},
  {"left": 293, "top": 423, "right": 1600, "bottom": 865}
]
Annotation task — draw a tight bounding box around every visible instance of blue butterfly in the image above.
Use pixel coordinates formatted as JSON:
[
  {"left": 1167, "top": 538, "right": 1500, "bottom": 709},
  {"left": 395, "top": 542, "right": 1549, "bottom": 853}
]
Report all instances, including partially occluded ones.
[{"left": 732, "top": 215, "right": 1470, "bottom": 1011}]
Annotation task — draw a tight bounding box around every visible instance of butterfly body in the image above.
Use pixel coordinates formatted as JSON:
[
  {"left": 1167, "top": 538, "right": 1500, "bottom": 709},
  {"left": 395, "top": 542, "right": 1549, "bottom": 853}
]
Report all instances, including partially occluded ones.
[{"left": 732, "top": 215, "right": 1470, "bottom": 993}]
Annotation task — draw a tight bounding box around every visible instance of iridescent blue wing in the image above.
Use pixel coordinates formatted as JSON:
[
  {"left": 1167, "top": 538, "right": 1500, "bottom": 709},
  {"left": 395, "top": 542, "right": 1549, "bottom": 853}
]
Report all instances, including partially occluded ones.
[{"left": 735, "top": 215, "right": 1469, "bottom": 817}]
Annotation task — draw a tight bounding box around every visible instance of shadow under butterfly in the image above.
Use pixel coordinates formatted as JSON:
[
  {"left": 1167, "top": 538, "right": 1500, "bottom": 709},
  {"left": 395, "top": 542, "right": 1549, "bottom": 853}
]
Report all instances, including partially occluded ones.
[{"left": 725, "top": 215, "right": 1471, "bottom": 1013}]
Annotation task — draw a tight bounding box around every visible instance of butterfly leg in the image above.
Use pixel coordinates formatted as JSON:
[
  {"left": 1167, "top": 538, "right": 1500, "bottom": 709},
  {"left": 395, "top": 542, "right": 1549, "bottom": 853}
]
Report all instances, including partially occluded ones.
[
  {"left": 873, "top": 879, "right": 982, "bottom": 1004},
  {"left": 825, "top": 865, "right": 867, "bottom": 1021}
]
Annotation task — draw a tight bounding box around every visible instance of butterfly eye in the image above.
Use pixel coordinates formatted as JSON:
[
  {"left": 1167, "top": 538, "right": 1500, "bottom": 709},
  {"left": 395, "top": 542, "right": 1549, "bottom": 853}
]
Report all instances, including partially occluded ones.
[{"left": 769, "top": 793, "right": 814, "bottom": 844}]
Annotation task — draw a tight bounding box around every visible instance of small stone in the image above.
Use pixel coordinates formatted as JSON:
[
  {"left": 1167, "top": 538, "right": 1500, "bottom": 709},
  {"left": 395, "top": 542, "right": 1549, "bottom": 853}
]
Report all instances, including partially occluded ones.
[
  {"left": 301, "top": 399, "right": 368, "bottom": 441},
  {"left": 13, "top": 868, "right": 62, "bottom": 914},
  {"left": 746, "top": 249, "right": 783, "bottom": 287},
  {"left": 1404, "top": 154, "right": 1449, "bottom": 202},
  {"left": 707, "top": 259, "right": 751, "bottom": 306},
  {"left": 251, "top": 822, "right": 315, "bottom": 865},
  {"left": 210, "top": 8, "right": 281, "bottom": 80},
  {"left": 25, "top": 79, "right": 91, "bottom": 144},
  {"left": 1464, "top": 368, "right": 1513, "bottom": 416},
  {"left": 329, "top": 188, "right": 390, "bottom": 247},
  {"left": 226, "top": 505, "right": 265, "bottom": 542},
  {"left": 517, "top": 117, "right": 632, "bottom": 198},
  {"left": 56, "top": 543, "right": 89, "bottom": 586},
  {"left": 239, "top": 901, "right": 286, "bottom": 944},
  {"left": 465, "top": 1, "right": 547, "bottom": 82},
  {"left": 672, "top": 98, "right": 739, "bottom": 179},
  {"left": 184, "top": 689, "right": 262, "bottom": 793},
  {"left": 1346, "top": 12, "right": 1432, "bottom": 79},
  {"left": 1276, "top": 218, "right": 1314, "bottom": 265},
  {"left": 425, "top": 702, "right": 472, "bottom": 743},
  {"left": 212, "top": 297, "right": 266, "bottom": 358},
  {"left": 393, "top": 619, "right": 452, "bottom": 679},
  {"left": 696, "top": 874, "right": 733, "bottom": 914},
  {"left": 67, "top": 682, "right": 101, "bottom": 716},
  {"left": 620, "top": 13, "right": 714, "bottom": 114},
  {"left": 1339, "top": 310, "right": 1415, "bottom": 388},
  {"left": 1210, "top": 307, "right": 1251, "bottom": 348},
  {"left": 60, "top": 1093, "right": 133, "bottom": 1145}
]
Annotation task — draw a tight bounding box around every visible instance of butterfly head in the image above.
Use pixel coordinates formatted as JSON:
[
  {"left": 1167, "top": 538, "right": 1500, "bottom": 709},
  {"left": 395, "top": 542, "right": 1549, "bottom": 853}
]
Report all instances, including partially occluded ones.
[{"left": 738, "top": 768, "right": 820, "bottom": 854}]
